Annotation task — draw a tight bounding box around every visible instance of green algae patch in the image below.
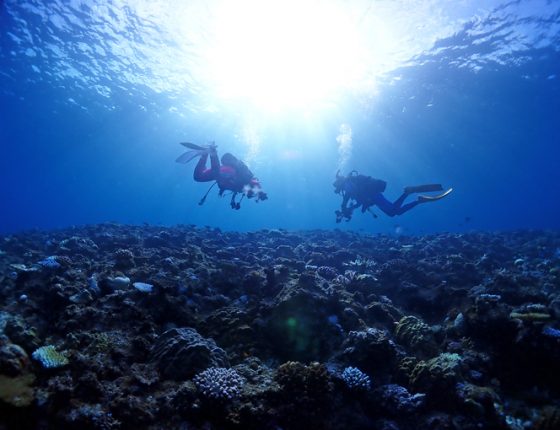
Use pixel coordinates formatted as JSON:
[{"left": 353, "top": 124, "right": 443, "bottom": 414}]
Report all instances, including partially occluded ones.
[
  {"left": 0, "top": 373, "right": 35, "bottom": 407},
  {"left": 509, "top": 312, "right": 551, "bottom": 321}
]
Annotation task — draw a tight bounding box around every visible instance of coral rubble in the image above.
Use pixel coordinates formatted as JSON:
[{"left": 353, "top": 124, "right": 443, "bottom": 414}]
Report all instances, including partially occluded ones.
[{"left": 0, "top": 224, "right": 559, "bottom": 429}]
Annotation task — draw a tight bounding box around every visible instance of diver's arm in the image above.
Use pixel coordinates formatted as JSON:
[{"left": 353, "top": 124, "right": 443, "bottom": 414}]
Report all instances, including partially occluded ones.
[
  {"left": 342, "top": 196, "right": 359, "bottom": 219},
  {"left": 341, "top": 193, "right": 350, "bottom": 210}
]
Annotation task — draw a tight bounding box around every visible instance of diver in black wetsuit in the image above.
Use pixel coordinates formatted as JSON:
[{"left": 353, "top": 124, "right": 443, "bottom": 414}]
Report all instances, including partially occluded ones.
[{"left": 333, "top": 170, "right": 452, "bottom": 223}]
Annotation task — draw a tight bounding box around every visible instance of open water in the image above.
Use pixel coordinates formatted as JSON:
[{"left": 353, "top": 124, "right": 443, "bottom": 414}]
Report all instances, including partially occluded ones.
[{"left": 0, "top": 0, "right": 559, "bottom": 233}]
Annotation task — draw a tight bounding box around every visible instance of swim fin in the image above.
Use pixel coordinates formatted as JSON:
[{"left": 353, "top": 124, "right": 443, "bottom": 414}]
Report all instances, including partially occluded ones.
[
  {"left": 175, "top": 149, "right": 206, "bottom": 164},
  {"left": 176, "top": 141, "right": 217, "bottom": 163},
  {"left": 405, "top": 184, "right": 444, "bottom": 194},
  {"left": 418, "top": 188, "right": 453, "bottom": 202},
  {"left": 180, "top": 142, "right": 206, "bottom": 150}
]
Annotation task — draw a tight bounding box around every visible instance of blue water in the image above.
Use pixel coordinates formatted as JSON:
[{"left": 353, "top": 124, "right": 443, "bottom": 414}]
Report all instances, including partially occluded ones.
[{"left": 1, "top": 0, "right": 559, "bottom": 235}]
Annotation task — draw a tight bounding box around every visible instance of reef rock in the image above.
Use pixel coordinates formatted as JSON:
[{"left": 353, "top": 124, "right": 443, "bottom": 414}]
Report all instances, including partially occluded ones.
[
  {"left": 338, "top": 327, "right": 400, "bottom": 379},
  {"left": 394, "top": 315, "right": 438, "bottom": 358},
  {"left": 150, "top": 327, "right": 229, "bottom": 380}
]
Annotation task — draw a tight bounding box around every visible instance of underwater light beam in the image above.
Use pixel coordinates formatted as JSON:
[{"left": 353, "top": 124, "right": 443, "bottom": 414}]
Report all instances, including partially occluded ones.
[{"left": 201, "top": 0, "right": 372, "bottom": 112}]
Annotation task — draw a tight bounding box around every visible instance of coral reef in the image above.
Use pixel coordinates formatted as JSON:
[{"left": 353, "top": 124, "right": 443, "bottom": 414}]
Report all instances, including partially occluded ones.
[
  {"left": 0, "top": 224, "right": 558, "bottom": 429},
  {"left": 31, "top": 345, "right": 69, "bottom": 369},
  {"left": 193, "top": 367, "right": 245, "bottom": 400},
  {"left": 377, "top": 384, "right": 425, "bottom": 415},
  {"left": 274, "top": 361, "right": 334, "bottom": 429},
  {"left": 150, "top": 327, "right": 229, "bottom": 379},
  {"left": 395, "top": 315, "right": 438, "bottom": 358},
  {"left": 409, "top": 352, "right": 463, "bottom": 394},
  {"left": 340, "top": 366, "right": 371, "bottom": 391}
]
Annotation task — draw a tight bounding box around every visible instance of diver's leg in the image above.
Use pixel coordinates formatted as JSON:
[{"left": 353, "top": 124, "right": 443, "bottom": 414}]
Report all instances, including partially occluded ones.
[
  {"left": 374, "top": 193, "right": 419, "bottom": 217},
  {"left": 392, "top": 191, "right": 410, "bottom": 209},
  {"left": 210, "top": 150, "right": 220, "bottom": 177},
  {"left": 194, "top": 152, "right": 221, "bottom": 182},
  {"left": 393, "top": 200, "right": 420, "bottom": 215},
  {"left": 194, "top": 153, "right": 210, "bottom": 181}
]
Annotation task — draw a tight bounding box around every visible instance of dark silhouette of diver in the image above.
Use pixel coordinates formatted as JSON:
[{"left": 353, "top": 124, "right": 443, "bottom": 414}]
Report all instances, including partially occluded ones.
[
  {"left": 333, "top": 170, "right": 452, "bottom": 223},
  {"left": 176, "top": 142, "right": 267, "bottom": 210}
]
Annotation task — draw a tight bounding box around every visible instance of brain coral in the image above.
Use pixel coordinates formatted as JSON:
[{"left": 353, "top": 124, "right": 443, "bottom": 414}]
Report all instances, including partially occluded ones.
[{"left": 150, "top": 327, "right": 229, "bottom": 380}]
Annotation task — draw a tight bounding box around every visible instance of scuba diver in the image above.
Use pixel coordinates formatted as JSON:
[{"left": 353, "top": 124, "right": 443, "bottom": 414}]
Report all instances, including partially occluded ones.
[
  {"left": 333, "top": 170, "right": 452, "bottom": 223},
  {"left": 176, "top": 142, "right": 268, "bottom": 210}
]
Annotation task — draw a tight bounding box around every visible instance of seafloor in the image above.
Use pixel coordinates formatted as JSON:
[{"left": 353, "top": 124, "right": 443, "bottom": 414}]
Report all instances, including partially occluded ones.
[{"left": 1, "top": 224, "right": 560, "bottom": 430}]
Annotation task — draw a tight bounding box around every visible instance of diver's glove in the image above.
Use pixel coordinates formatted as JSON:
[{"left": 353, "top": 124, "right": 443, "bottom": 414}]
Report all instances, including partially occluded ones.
[{"left": 206, "top": 141, "right": 218, "bottom": 153}]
